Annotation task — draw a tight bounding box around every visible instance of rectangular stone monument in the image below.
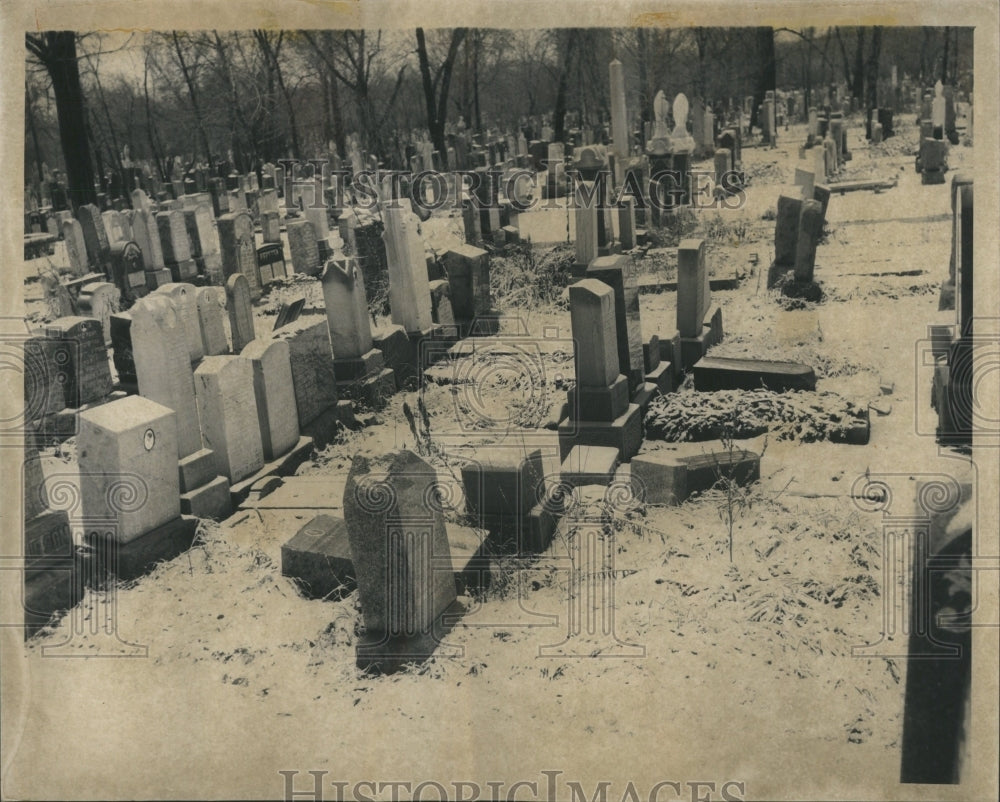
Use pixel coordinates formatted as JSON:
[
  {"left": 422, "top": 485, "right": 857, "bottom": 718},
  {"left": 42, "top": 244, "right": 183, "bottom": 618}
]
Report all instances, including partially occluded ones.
[
  {"left": 343, "top": 450, "right": 457, "bottom": 672},
  {"left": 793, "top": 200, "right": 824, "bottom": 283},
  {"left": 76, "top": 204, "right": 110, "bottom": 269},
  {"left": 261, "top": 210, "right": 281, "bottom": 243},
  {"left": 77, "top": 395, "right": 180, "bottom": 542},
  {"left": 218, "top": 212, "right": 262, "bottom": 299},
  {"left": 226, "top": 274, "right": 256, "bottom": 353},
  {"left": 196, "top": 286, "right": 229, "bottom": 356},
  {"left": 77, "top": 282, "right": 120, "bottom": 346},
  {"left": 586, "top": 254, "right": 644, "bottom": 393},
  {"left": 271, "top": 316, "right": 338, "bottom": 426},
  {"left": 129, "top": 295, "right": 204, "bottom": 458},
  {"left": 382, "top": 206, "right": 434, "bottom": 335},
  {"left": 157, "top": 210, "right": 196, "bottom": 281},
  {"left": 43, "top": 317, "right": 114, "bottom": 407},
  {"left": 442, "top": 245, "right": 492, "bottom": 333},
  {"left": 286, "top": 219, "right": 321, "bottom": 276},
  {"left": 155, "top": 283, "right": 203, "bottom": 362},
  {"left": 62, "top": 219, "right": 88, "bottom": 276},
  {"left": 193, "top": 356, "right": 265, "bottom": 483},
  {"left": 774, "top": 194, "right": 803, "bottom": 267},
  {"left": 240, "top": 339, "right": 300, "bottom": 461},
  {"left": 573, "top": 182, "right": 599, "bottom": 273}
]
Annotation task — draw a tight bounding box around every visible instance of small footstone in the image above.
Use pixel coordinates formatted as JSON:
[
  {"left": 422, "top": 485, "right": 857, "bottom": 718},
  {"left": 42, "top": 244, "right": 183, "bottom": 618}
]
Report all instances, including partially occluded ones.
[{"left": 281, "top": 514, "right": 355, "bottom": 600}]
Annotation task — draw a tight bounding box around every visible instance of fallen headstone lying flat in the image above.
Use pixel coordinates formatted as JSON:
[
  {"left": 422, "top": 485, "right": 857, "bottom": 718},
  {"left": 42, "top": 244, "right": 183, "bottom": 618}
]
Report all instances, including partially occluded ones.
[
  {"left": 693, "top": 356, "right": 817, "bottom": 393},
  {"left": 631, "top": 449, "right": 761, "bottom": 506}
]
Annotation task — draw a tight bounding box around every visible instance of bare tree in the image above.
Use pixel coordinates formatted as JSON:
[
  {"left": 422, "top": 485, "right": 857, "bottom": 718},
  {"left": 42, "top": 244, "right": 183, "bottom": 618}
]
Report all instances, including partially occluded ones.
[{"left": 415, "top": 27, "right": 468, "bottom": 154}]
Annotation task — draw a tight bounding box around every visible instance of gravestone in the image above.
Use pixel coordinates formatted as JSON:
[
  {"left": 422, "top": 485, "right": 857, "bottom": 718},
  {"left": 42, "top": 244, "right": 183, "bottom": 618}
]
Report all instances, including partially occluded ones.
[
  {"left": 321, "top": 257, "right": 373, "bottom": 359},
  {"left": 76, "top": 204, "right": 110, "bottom": 269},
  {"left": 77, "top": 395, "right": 180, "bottom": 542},
  {"left": 574, "top": 181, "right": 599, "bottom": 271},
  {"left": 108, "top": 241, "right": 149, "bottom": 302},
  {"left": 442, "top": 245, "right": 492, "bottom": 325},
  {"left": 226, "top": 274, "right": 256, "bottom": 353},
  {"left": 382, "top": 206, "right": 433, "bottom": 334},
  {"left": 193, "top": 356, "right": 264, "bottom": 483},
  {"left": 774, "top": 194, "right": 803, "bottom": 267},
  {"left": 271, "top": 316, "right": 338, "bottom": 426},
  {"left": 155, "top": 283, "right": 203, "bottom": 362},
  {"left": 129, "top": 295, "right": 203, "bottom": 458},
  {"left": 570, "top": 279, "right": 620, "bottom": 388},
  {"left": 240, "top": 339, "right": 300, "bottom": 461},
  {"left": 618, "top": 198, "right": 636, "bottom": 250},
  {"left": 261, "top": 210, "right": 281, "bottom": 243},
  {"left": 43, "top": 317, "right": 114, "bottom": 407},
  {"left": 676, "top": 239, "right": 710, "bottom": 339},
  {"left": 196, "top": 286, "right": 229, "bottom": 356},
  {"left": 62, "top": 219, "right": 88, "bottom": 276},
  {"left": 102, "top": 210, "right": 129, "bottom": 245},
  {"left": 130, "top": 210, "right": 165, "bottom": 273},
  {"left": 77, "top": 282, "right": 120, "bottom": 346},
  {"left": 286, "top": 219, "right": 321, "bottom": 276},
  {"left": 156, "top": 210, "right": 196, "bottom": 281},
  {"left": 343, "top": 450, "right": 456, "bottom": 662},
  {"left": 586, "top": 255, "right": 644, "bottom": 392},
  {"left": 218, "top": 212, "right": 262, "bottom": 299},
  {"left": 794, "top": 200, "right": 824, "bottom": 283},
  {"left": 109, "top": 313, "right": 136, "bottom": 387}
]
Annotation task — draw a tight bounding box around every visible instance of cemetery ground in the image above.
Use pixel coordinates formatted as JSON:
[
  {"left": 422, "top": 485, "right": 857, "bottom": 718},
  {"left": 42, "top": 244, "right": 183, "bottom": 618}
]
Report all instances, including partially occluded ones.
[{"left": 13, "top": 117, "right": 968, "bottom": 800}]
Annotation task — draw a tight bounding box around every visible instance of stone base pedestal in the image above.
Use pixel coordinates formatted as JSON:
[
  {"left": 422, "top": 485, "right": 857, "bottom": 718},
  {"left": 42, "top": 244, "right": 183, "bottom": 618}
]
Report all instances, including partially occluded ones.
[
  {"left": 557, "top": 403, "right": 642, "bottom": 461},
  {"left": 567, "top": 374, "right": 629, "bottom": 421},
  {"left": 86, "top": 515, "right": 198, "bottom": 585},
  {"left": 355, "top": 599, "right": 465, "bottom": 675},
  {"left": 645, "top": 362, "right": 674, "bottom": 395},
  {"left": 181, "top": 475, "right": 232, "bottom": 520},
  {"left": 680, "top": 330, "right": 711, "bottom": 369}
]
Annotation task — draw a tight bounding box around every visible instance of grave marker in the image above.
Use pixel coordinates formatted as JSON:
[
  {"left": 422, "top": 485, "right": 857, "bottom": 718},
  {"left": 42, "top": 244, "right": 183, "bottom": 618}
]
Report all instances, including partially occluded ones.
[
  {"left": 322, "top": 256, "right": 373, "bottom": 359},
  {"left": 193, "top": 356, "right": 265, "bottom": 483},
  {"left": 218, "top": 212, "right": 262, "bottom": 299},
  {"left": 240, "top": 339, "right": 300, "bottom": 461},
  {"left": 226, "top": 274, "right": 256, "bottom": 353}
]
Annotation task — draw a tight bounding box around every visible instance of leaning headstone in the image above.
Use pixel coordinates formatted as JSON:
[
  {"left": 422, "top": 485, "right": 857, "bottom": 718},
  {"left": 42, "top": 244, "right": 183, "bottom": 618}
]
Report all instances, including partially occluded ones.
[
  {"left": 62, "top": 219, "right": 88, "bottom": 276},
  {"left": 321, "top": 256, "right": 373, "bottom": 359},
  {"left": 343, "top": 450, "right": 456, "bottom": 671},
  {"left": 193, "top": 356, "right": 264, "bottom": 483},
  {"left": 226, "top": 274, "right": 256, "bottom": 353},
  {"left": 240, "top": 338, "right": 300, "bottom": 461},
  {"left": 196, "top": 286, "right": 229, "bottom": 356},
  {"left": 382, "top": 206, "right": 433, "bottom": 334},
  {"left": 271, "top": 316, "right": 338, "bottom": 426},
  {"left": 217, "top": 212, "right": 261, "bottom": 299},
  {"left": 43, "top": 317, "right": 114, "bottom": 407},
  {"left": 77, "top": 282, "right": 120, "bottom": 346},
  {"left": 286, "top": 219, "right": 321, "bottom": 276},
  {"left": 77, "top": 395, "right": 180, "bottom": 543},
  {"left": 793, "top": 200, "right": 824, "bottom": 283},
  {"left": 155, "top": 283, "right": 203, "bottom": 362},
  {"left": 129, "top": 295, "right": 203, "bottom": 458}
]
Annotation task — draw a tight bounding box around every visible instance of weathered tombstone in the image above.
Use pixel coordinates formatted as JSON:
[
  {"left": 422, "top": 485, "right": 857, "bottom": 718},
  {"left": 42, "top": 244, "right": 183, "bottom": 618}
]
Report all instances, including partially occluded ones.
[
  {"left": 43, "top": 317, "right": 114, "bottom": 407},
  {"left": 130, "top": 210, "right": 165, "bottom": 273},
  {"left": 271, "top": 317, "right": 338, "bottom": 426},
  {"left": 62, "top": 219, "right": 88, "bottom": 276},
  {"left": 196, "top": 286, "right": 229, "bottom": 356},
  {"left": 570, "top": 279, "right": 620, "bottom": 389},
  {"left": 587, "top": 255, "right": 644, "bottom": 392},
  {"left": 77, "top": 282, "right": 120, "bottom": 346},
  {"left": 343, "top": 450, "right": 457, "bottom": 671},
  {"left": 382, "top": 206, "right": 433, "bottom": 334},
  {"left": 256, "top": 242, "right": 288, "bottom": 284},
  {"left": 217, "top": 212, "right": 262, "bottom": 299},
  {"left": 574, "top": 181, "right": 599, "bottom": 271},
  {"left": 774, "top": 194, "right": 803, "bottom": 267},
  {"left": 676, "top": 239, "right": 710, "bottom": 339},
  {"left": 226, "top": 274, "right": 256, "bottom": 353},
  {"left": 77, "top": 395, "right": 180, "bottom": 542},
  {"left": 793, "top": 167, "right": 815, "bottom": 200},
  {"left": 239, "top": 339, "right": 300, "bottom": 461},
  {"left": 102, "top": 209, "right": 129, "bottom": 245},
  {"left": 155, "top": 283, "right": 203, "bottom": 362},
  {"left": 129, "top": 295, "right": 203, "bottom": 458},
  {"left": 793, "top": 200, "right": 824, "bottom": 283},
  {"left": 321, "top": 257, "right": 373, "bottom": 359},
  {"left": 193, "top": 356, "right": 264, "bottom": 483},
  {"left": 261, "top": 210, "right": 281, "bottom": 243},
  {"left": 442, "top": 245, "right": 492, "bottom": 327},
  {"left": 286, "top": 219, "right": 321, "bottom": 276},
  {"left": 108, "top": 241, "right": 149, "bottom": 302},
  {"left": 76, "top": 204, "right": 110, "bottom": 269},
  {"left": 156, "top": 210, "right": 196, "bottom": 281},
  {"left": 617, "top": 198, "right": 636, "bottom": 250}
]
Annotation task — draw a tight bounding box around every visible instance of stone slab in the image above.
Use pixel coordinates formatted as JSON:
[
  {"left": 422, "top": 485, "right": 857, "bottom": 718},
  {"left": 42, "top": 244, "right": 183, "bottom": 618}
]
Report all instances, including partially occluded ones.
[
  {"left": 281, "top": 514, "right": 355, "bottom": 600},
  {"left": 693, "top": 356, "right": 817, "bottom": 393}
]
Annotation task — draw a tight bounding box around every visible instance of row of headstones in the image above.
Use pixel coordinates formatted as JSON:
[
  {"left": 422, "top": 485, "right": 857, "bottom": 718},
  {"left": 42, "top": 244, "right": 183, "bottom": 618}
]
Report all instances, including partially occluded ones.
[{"left": 802, "top": 110, "right": 851, "bottom": 179}]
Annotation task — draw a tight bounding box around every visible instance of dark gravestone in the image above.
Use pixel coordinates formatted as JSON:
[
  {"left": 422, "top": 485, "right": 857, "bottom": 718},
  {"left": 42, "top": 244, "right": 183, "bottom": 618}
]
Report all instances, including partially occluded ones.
[
  {"left": 110, "top": 313, "right": 137, "bottom": 387},
  {"left": 225, "top": 274, "right": 256, "bottom": 353},
  {"left": 109, "top": 240, "right": 148, "bottom": 302},
  {"left": 43, "top": 317, "right": 113, "bottom": 407},
  {"left": 281, "top": 514, "right": 355, "bottom": 600},
  {"left": 586, "top": 255, "right": 645, "bottom": 393},
  {"left": 343, "top": 450, "right": 457, "bottom": 672}
]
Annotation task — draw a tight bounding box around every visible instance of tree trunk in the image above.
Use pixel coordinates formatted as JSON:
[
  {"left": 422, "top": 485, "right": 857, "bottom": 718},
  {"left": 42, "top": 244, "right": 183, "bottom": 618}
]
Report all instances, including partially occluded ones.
[
  {"left": 38, "top": 32, "right": 97, "bottom": 208},
  {"left": 865, "top": 27, "right": 883, "bottom": 111},
  {"left": 171, "top": 32, "right": 213, "bottom": 165},
  {"left": 416, "top": 28, "right": 467, "bottom": 156},
  {"left": 750, "top": 27, "right": 775, "bottom": 129},
  {"left": 852, "top": 28, "right": 866, "bottom": 102},
  {"left": 553, "top": 30, "right": 578, "bottom": 142}
]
